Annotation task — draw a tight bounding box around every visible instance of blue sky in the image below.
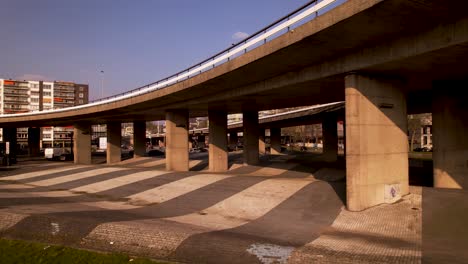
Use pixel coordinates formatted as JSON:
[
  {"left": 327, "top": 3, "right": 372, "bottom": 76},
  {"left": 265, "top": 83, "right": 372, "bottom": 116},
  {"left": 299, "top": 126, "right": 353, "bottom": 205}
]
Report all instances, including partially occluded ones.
[{"left": 1, "top": 0, "right": 312, "bottom": 100}]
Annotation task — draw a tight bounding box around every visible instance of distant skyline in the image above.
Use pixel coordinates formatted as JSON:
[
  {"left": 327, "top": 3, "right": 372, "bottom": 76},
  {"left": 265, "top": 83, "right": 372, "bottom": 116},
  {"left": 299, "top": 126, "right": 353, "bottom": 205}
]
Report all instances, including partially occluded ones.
[{"left": 2, "top": 0, "right": 311, "bottom": 100}]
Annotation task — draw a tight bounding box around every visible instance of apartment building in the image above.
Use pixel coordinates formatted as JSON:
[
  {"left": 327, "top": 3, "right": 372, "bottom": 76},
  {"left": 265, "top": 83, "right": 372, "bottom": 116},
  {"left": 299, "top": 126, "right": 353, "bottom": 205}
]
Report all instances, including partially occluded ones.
[{"left": 0, "top": 78, "right": 89, "bottom": 149}]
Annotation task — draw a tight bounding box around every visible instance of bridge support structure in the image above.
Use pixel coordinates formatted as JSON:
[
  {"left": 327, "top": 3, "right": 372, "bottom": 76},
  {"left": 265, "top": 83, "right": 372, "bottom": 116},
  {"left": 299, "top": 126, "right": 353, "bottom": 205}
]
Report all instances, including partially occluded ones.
[
  {"left": 166, "top": 109, "right": 189, "bottom": 171},
  {"left": 73, "top": 123, "right": 91, "bottom": 164},
  {"left": 270, "top": 127, "right": 282, "bottom": 155},
  {"left": 243, "top": 110, "right": 260, "bottom": 165},
  {"left": 345, "top": 73, "right": 408, "bottom": 211},
  {"left": 28, "top": 127, "right": 41, "bottom": 157},
  {"left": 322, "top": 113, "right": 338, "bottom": 162},
  {"left": 259, "top": 129, "right": 266, "bottom": 155},
  {"left": 433, "top": 82, "right": 468, "bottom": 189},
  {"left": 208, "top": 110, "right": 228, "bottom": 172},
  {"left": 107, "top": 122, "right": 121, "bottom": 164},
  {"left": 133, "top": 121, "right": 146, "bottom": 158}
]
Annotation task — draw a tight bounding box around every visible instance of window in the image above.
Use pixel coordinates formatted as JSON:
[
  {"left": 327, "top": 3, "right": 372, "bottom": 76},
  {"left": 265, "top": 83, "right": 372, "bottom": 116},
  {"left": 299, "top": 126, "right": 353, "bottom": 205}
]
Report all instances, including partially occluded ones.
[
  {"left": 43, "top": 84, "right": 51, "bottom": 90},
  {"left": 79, "top": 93, "right": 84, "bottom": 98},
  {"left": 31, "top": 98, "right": 39, "bottom": 103},
  {"left": 78, "top": 100, "right": 84, "bottom": 104},
  {"left": 79, "top": 87, "right": 84, "bottom": 91},
  {"left": 31, "top": 83, "right": 39, "bottom": 88},
  {"left": 43, "top": 91, "right": 51, "bottom": 96}
]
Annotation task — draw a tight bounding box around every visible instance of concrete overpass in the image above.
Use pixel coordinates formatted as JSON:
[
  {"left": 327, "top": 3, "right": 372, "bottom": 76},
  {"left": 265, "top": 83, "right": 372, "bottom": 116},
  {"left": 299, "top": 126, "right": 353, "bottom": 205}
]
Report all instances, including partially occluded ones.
[{"left": 2, "top": 0, "right": 468, "bottom": 211}]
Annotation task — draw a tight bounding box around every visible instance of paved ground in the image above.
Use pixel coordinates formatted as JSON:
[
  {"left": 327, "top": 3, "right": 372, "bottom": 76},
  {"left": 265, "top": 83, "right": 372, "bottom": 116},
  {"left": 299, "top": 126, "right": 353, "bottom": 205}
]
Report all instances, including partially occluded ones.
[{"left": 0, "top": 153, "right": 465, "bottom": 263}]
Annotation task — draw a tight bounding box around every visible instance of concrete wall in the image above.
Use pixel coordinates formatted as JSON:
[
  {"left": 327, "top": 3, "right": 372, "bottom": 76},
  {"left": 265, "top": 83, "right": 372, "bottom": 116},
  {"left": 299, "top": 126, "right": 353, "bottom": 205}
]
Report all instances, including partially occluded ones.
[
  {"left": 107, "top": 122, "right": 121, "bottom": 164},
  {"left": 243, "top": 111, "right": 259, "bottom": 165},
  {"left": 208, "top": 110, "right": 228, "bottom": 172}
]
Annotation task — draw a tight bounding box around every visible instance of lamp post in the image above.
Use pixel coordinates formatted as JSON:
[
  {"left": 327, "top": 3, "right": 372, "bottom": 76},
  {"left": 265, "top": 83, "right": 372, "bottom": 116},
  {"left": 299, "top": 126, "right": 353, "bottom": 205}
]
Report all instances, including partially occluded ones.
[{"left": 100, "top": 70, "right": 104, "bottom": 98}]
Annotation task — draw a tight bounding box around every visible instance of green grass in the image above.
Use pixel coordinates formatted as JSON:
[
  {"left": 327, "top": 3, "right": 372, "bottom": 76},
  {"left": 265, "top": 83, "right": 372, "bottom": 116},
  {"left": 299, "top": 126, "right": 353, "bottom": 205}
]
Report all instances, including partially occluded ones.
[{"left": 0, "top": 238, "right": 169, "bottom": 264}]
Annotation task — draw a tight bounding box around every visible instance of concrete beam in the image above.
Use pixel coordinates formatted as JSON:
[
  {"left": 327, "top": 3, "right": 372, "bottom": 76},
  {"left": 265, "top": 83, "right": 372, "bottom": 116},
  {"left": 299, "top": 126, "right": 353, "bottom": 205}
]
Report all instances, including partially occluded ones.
[
  {"left": 433, "top": 83, "right": 468, "bottom": 189},
  {"left": 345, "top": 73, "right": 408, "bottom": 211},
  {"left": 73, "top": 123, "right": 91, "bottom": 164},
  {"left": 208, "top": 110, "right": 228, "bottom": 172},
  {"left": 166, "top": 110, "right": 189, "bottom": 171},
  {"left": 133, "top": 121, "right": 146, "bottom": 158}
]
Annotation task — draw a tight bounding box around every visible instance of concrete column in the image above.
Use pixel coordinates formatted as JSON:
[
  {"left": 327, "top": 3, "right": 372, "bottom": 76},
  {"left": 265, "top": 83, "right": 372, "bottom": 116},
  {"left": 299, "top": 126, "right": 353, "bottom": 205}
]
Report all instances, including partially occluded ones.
[
  {"left": 3, "top": 127, "right": 17, "bottom": 160},
  {"left": 322, "top": 114, "right": 338, "bottom": 162},
  {"left": 166, "top": 110, "right": 189, "bottom": 171},
  {"left": 229, "top": 131, "right": 238, "bottom": 147},
  {"left": 73, "top": 123, "right": 91, "bottom": 164},
  {"left": 107, "top": 122, "right": 121, "bottom": 164},
  {"left": 433, "top": 84, "right": 468, "bottom": 189},
  {"left": 259, "top": 129, "right": 266, "bottom": 155},
  {"left": 345, "top": 74, "right": 408, "bottom": 211},
  {"left": 28, "top": 127, "right": 41, "bottom": 157},
  {"left": 270, "top": 127, "right": 282, "bottom": 155},
  {"left": 208, "top": 110, "right": 228, "bottom": 172},
  {"left": 133, "top": 121, "right": 146, "bottom": 158},
  {"left": 243, "top": 110, "right": 259, "bottom": 165}
]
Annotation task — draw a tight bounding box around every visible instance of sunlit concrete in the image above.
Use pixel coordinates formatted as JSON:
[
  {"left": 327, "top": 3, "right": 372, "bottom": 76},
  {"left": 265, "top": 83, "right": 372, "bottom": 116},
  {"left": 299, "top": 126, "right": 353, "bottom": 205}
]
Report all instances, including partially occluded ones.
[
  {"left": 166, "top": 110, "right": 189, "bottom": 171},
  {"left": 73, "top": 123, "right": 91, "bottom": 164},
  {"left": 345, "top": 74, "right": 408, "bottom": 211},
  {"left": 208, "top": 110, "right": 228, "bottom": 172},
  {"left": 107, "top": 122, "right": 122, "bottom": 164}
]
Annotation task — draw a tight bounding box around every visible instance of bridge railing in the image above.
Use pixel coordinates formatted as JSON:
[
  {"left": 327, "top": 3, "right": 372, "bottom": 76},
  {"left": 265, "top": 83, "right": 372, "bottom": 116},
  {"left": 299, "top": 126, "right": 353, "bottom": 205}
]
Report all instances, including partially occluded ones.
[{"left": 1, "top": 0, "right": 343, "bottom": 117}]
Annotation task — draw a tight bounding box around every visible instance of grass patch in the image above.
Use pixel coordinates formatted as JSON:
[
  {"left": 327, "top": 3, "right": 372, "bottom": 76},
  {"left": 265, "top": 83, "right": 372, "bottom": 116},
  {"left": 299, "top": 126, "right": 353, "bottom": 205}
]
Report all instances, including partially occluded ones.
[{"left": 0, "top": 238, "right": 169, "bottom": 264}]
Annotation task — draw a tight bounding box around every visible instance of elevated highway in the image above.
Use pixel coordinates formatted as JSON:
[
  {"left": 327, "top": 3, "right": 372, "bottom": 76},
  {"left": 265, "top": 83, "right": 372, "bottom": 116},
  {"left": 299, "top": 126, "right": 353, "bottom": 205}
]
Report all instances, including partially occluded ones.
[{"left": 2, "top": 0, "right": 468, "bottom": 210}]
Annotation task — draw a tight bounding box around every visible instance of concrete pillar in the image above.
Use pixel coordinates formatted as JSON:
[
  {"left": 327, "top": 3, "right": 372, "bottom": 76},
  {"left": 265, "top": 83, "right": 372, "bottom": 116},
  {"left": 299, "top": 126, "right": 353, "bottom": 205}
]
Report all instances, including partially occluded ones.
[
  {"left": 107, "top": 122, "right": 121, "bottom": 164},
  {"left": 73, "top": 123, "right": 91, "bottom": 164},
  {"left": 166, "top": 110, "right": 189, "bottom": 171},
  {"left": 3, "top": 127, "right": 17, "bottom": 160},
  {"left": 208, "top": 110, "right": 228, "bottom": 172},
  {"left": 270, "top": 127, "right": 282, "bottom": 155},
  {"left": 259, "top": 129, "right": 266, "bottom": 155},
  {"left": 229, "top": 131, "right": 238, "bottom": 147},
  {"left": 243, "top": 110, "right": 259, "bottom": 165},
  {"left": 345, "top": 74, "right": 408, "bottom": 211},
  {"left": 133, "top": 121, "right": 146, "bottom": 158},
  {"left": 433, "top": 84, "right": 468, "bottom": 189},
  {"left": 28, "top": 127, "right": 41, "bottom": 157},
  {"left": 322, "top": 114, "right": 338, "bottom": 162}
]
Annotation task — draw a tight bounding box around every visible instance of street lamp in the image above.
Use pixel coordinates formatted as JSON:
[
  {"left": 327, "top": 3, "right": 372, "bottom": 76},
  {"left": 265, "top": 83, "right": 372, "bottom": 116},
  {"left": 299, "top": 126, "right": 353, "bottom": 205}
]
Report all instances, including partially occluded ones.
[{"left": 100, "top": 70, "right": 104, "bottom": 98}]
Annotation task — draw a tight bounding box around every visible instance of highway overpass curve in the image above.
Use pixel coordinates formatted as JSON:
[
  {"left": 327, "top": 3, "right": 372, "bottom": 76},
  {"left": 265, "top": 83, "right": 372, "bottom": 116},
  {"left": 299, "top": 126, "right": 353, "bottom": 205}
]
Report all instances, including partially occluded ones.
[{"left": 1, "top": 0, "right": 467, "bottom": 127}]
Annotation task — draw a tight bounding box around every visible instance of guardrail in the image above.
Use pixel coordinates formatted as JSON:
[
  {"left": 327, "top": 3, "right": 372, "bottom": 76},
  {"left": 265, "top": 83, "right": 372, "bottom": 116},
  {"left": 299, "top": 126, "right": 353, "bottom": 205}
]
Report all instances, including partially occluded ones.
[{"left": 1, "top": 0, "right": 342, "bottom": 118}]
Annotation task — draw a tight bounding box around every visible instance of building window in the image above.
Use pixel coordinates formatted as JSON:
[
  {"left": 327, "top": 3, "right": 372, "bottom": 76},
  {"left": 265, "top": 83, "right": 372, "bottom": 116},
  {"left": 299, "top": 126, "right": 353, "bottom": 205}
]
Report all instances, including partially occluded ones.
[
  {"left": 43, "top": 91, "right": 51, "bottom": 96},
  {"left": 79, "top": 93, "right": 84, "bottom": 98},
  {"left": 31, "top": 98, "right": 39, "bottom": 103},
  {"left": 79, "top": 87, "right": 84, "bottom": 91},
  {"left": 43, "top": 84, "right": 51, "bottom": 90},
  {"left": 78, "top": 99, "right": 84, "bottom": 104}
]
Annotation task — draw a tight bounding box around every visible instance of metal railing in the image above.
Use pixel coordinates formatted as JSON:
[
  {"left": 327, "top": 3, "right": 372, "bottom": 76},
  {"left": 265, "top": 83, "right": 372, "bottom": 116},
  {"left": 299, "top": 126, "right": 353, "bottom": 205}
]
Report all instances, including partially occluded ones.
[{"left": 1, "top": 0, "right": 341, "bottom": 118}]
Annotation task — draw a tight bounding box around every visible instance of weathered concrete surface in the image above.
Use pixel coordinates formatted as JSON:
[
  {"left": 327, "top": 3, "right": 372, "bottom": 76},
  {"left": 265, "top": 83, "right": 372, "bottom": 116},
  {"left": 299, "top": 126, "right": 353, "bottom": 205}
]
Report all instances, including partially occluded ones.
[
  {"left": 165, "top": 110, "right": 189, "bottom": 171},
  {"left": 73, "top": 123, "right": 91, "bottom": 165},
  {"left": 243, "top": 111, "right": 260, "bottom": 165},
  {"left": 208, "top": 110, "right": 228, "bottom": 172},
  {"left": 270, "top": 127, "right": 282, "bottom": 155},
  {"left": 107, "top": 122, "right": 121, "bottom": 164},
  {"left": 133, "top": 121, "right": 146, "bottom": 158},
  {"left": 432, "top": 84, "right": 468, "bottom": 189},
  {"left": 345, "top": 74, "right": 408, "bottom": 211}
]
